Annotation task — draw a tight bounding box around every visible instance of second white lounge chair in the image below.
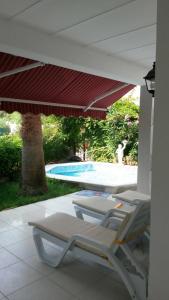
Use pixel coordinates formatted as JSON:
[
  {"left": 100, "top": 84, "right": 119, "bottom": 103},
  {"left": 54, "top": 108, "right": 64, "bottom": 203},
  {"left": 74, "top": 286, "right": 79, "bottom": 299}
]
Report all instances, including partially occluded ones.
[
  {"left": 29, "top": 201, "right": 150, "bottom": 300},
  {"left": 73, "top": 190, "right": 150, "bottom": 227}
]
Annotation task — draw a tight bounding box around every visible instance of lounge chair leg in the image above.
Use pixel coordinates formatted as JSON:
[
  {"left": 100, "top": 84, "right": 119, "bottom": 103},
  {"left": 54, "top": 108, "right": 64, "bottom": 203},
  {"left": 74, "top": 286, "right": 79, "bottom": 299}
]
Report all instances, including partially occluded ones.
[
  {"left": 74, "top": 206, "right": 84, "bottom": 220},
  {"left": 108, "top": 249, "right": 147, "bottom": 300},
  {"left": 33, "top": 228, "right": 72, "bottom": 268},
  {"left": 107, "top": 251, "right": 146, "bottom": 300},
  {"left": 144, "top": 231, "right": 150, "bottom": 241}
]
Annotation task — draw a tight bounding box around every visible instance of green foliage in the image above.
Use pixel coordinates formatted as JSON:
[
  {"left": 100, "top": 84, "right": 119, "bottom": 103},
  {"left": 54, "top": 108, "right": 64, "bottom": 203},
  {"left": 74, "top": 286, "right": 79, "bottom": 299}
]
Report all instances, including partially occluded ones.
[
  {"left": 0, "top": 111, "right": 20, "bottom": 136},
  {"left": 42, "top": 116, "right": 69, "bottom": 162},
  {"left": 0, "top": 115, "right": 10, "bottom": 135},
  {"left": 0, "top": 134, "right": 22, "bottom": 179},
  {"left": 60, "top": 116, "right": 86, "bottom": 154},
  {"left": 0, "top": 111, "right": 21, "bottom": 124},
  {"left": 42, "top": 98, "right": 139, "bottom": 164},
  {"left": 87, "top": 98, "right": 139, "bottom": 163},
  {"left": 0, "top": 96, "right": 139, "bottom": 177},
  {"left": 84, "top": 119, "right": 106, "bottom": 147},
  {"left": 0, "top": 179, "right": 80, "bottom": 211},
  {"left": 108, "top": 97, "right": 139, "bottom": 119},
  {"left": 127, "top": 142, "right": 138, "bottom": 163},
  {"left": 88, "top": 145, "right": 116, "bottom": 162}
]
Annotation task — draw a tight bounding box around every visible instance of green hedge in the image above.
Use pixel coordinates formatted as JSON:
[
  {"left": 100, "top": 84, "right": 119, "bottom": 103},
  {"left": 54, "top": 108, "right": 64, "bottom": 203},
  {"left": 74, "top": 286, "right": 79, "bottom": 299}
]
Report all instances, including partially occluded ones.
[
  {"left": 42, "top": 122, "right": 69, "bottom": 162},
  {"left": 43, "top": 135, "right": 69, "bottom": 163},
  {"left": 0, "top": 135, "right": 22, "bottom": 179},
  {"left": 88, "top": 146, "right": 116, "bottom": 163},
  {"left": 0, "top": 132, "right": 70, "bottom": 180}
]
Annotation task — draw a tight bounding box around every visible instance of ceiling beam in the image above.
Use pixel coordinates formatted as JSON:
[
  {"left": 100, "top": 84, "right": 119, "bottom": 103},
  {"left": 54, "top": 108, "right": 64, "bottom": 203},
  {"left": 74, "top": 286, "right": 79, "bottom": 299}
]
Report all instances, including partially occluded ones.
[{"left": 0, "top": 16, "right": 147, "bottom": 84}]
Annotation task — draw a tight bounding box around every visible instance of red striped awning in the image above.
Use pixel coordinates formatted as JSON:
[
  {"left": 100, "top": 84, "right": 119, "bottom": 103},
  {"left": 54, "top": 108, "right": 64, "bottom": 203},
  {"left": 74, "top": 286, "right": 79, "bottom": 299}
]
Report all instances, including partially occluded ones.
[{"left": 0, "top": 52, "right": 134, "bottom": 119}]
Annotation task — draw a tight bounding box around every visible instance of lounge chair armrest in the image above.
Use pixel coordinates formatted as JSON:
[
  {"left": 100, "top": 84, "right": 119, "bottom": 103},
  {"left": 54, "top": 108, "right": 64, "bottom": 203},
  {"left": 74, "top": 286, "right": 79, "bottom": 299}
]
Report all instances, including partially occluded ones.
[
  {"left": 101, "top": 208, "right": 129, "bottom": 227},
  {"left": 70, "top": 234, "right": 109, "bottom": 252},
  {"left": 123, "top": 198, "right": 148, "bottom": 205},
  {"left": 106, "top": 208, "right": 128, "bottom": 217},
  {"left": 110, "top": 208, "right": 130, "bottom": 218}
]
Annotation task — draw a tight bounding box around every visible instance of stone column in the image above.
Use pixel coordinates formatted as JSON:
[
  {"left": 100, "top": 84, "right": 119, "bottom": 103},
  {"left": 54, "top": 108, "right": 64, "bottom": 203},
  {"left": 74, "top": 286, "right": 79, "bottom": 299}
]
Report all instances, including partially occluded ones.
[
  {"left": 137, "top": 85, "right": 152, "bottom": 194},
  {"left": 149, "top": 1, "right": 169, "bottom": 299}
]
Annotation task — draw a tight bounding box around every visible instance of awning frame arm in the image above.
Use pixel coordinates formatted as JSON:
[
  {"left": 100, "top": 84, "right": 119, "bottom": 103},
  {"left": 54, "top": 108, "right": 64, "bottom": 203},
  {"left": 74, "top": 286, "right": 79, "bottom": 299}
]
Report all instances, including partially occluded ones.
[
  {"left": 0, "top": 97, "right": 106, "bottom": 112},
  {"left": 0, "top": 62, "right": 45, "bottom": 79},
  {"left": 84, "top": 83, "right": 130, "bottom": 112}
]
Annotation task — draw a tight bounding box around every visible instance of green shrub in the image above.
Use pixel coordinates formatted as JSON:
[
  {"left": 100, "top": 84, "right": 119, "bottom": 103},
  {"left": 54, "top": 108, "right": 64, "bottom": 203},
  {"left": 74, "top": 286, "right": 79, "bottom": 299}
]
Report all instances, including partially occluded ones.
[
  {"left": 43, "top": 125, "right": 69, "bottom": 163},
  {"left": 88, "top": 146, "right": 116, "bottom": 163},
  {"left": 127, "top": 143, "right": 138, "bottom": 164},
  {"left": 0, "top": 135, "right": 22, "bottom": 179},
  {"left": 43, "top": 135, "right": 69, "bottom": 163}
]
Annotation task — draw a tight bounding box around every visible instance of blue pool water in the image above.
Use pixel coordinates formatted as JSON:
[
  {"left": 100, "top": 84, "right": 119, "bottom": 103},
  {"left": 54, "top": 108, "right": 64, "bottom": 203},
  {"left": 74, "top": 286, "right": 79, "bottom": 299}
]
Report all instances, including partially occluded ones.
[{"left": 47, "top": 163, "right": 95, "bottom": 177}]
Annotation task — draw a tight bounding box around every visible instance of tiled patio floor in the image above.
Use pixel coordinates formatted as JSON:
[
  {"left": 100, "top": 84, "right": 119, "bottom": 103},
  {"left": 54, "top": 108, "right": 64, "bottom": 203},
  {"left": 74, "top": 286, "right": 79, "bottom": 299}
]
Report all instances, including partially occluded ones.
[{"left": 0, "top": 192, "right": 131, "bottom": 300}]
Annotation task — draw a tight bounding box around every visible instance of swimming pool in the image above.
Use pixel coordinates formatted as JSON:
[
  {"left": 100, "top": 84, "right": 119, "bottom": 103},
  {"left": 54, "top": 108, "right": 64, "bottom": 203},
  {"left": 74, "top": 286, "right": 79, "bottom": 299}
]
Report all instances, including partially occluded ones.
[
  {"left": 47, "top": 163, "right": 95, "bottom": 177},
  {"left": 46, "top": 162, "right": 137, "bottom": 193}
]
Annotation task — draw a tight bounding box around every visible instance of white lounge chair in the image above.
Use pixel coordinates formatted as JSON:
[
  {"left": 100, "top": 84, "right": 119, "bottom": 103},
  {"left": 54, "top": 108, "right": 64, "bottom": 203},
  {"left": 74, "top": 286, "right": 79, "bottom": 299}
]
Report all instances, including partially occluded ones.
[
  {"left": 29, "top": 201, "right": 150, "bottom": 300},
  {"left": 73, "top": 190, "right": 150, "bottom": 226}
]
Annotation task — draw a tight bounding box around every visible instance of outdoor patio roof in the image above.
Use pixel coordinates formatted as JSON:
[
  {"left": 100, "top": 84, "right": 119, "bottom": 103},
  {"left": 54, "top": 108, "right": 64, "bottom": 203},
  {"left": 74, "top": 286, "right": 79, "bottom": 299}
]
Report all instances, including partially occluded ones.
[{"left": 0, "top": 52, "right": 134, "bottom": 119}]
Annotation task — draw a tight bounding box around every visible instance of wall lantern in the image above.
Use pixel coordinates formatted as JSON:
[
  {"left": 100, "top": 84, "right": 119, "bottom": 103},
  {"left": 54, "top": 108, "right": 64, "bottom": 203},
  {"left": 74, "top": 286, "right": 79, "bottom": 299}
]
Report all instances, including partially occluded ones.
[
  {"left": 143, "top": 62, "right": 156, "bottom": 192},
  {"left": 143, "top": 62, "right": 155, "bottom": 97}
]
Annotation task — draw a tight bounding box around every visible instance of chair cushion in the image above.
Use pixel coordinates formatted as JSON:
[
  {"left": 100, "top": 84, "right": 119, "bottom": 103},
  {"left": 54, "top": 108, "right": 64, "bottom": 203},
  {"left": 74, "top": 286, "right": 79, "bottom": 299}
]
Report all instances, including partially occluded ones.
[
  {"left": 29, "top": 212, "right": 117, "bottom": 256},
  {"left": 72, "top": 196, "right": 133, "bottom": 215},
  {"left": 73, "top": 197, "right": 117, "bottom": 214},
  {"left": 111, "top": 190, "right": 150, "bottom": 203}
]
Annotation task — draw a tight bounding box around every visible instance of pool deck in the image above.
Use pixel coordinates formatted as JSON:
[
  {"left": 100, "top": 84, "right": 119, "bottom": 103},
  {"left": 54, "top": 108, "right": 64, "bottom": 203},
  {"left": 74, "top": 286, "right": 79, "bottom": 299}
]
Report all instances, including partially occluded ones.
[
  {"left": 0, "top": 191, "right": 131, "bottom": 300},
  {"left": 46, "top": 162, "right": 137, "bottom": 193}
]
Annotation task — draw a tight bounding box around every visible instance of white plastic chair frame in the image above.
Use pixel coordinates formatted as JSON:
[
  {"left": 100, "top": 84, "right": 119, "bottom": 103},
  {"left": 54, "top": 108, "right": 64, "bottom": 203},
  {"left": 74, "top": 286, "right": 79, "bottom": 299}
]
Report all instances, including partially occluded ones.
[
  {"left": 74, "top": 198, "right": 141, "bottom": 222},
  {"left": 74, "top": 199, "right": 150, "bottom": 240},
  {"left": 31, "top": 202, "right": 150, "bottom": 300}
]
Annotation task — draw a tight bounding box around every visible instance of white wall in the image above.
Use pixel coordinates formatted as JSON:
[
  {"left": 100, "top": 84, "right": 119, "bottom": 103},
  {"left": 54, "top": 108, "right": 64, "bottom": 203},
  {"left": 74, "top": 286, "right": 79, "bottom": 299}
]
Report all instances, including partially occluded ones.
[
  {"left": 149, "top": 1, "right": 169, "bottom": 299},
  {"left": 137, "top": 85, "right": 152, "bottom": 195}
]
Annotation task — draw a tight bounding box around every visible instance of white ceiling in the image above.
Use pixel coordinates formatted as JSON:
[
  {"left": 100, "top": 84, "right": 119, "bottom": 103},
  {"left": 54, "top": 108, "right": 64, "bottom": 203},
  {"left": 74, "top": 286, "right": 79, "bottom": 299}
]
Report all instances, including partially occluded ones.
[{"left": 0, "top": 0, "right": 157, "bottom": 84}]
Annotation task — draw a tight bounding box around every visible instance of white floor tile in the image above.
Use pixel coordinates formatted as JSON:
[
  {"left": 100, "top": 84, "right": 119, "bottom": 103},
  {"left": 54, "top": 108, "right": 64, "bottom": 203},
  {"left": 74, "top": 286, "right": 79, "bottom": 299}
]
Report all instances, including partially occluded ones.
[
  {"left": 78, "top": 275, "right": 131, "bottom": 300},
  {"left": 37, "top": 201, "right": 65, "bottom": 212},
  {"left": 15, "top": 211, "right": 52, "bottom": 226},
  {"left": 8, "top": 278, "right": 75, "bottom": 300},
  {"left": 0, "top": 248, "right": 19, "bottom": 269},
  {"left": 36, "top": 198, "right": 61, "bottom": 208},
  {"left": 48, "top": 259, "right": 104, "bottom": 297},
  {"left": 0, "top": 261, "right": 42, "bottom": 296},
  {"left": 0, "top": 228, "right": 29, "bottom": 247},
  {"left": 0, "top": 220, "right": 13, "bottom": 233},
  {"left": 12, "top": 204, "right": 44, "bottom": 215},
  {"left": 5, "top": 238, "right": 37, "bottom": 259},
  {"left": 0, "top": 210, "right": 23, "bottom": 226},
  {"left": 22, "top": 241, "right": 75, "bottom": 274},
  {"left": 36, "top": 196, "right": 73, "bottom": 210},
  {"left": 0, "top": 292, "right": 5, "bottom": 299},
  {"left": 75, "top": 256, "right": 109, "bottom": 275},
  {"left": 18, "top": 211, "right": 48, "bottom": 224},
  {"left": 0, "top": 208, "right": 53, "bottom": 227},
  {"left": 23, "top": 255, "right": 55, "bottom": 276},
  {"left": 16, "top": 224, "right": 33, "bottom": 235},
  {"left": 43, "top": 243, "right": 76, "bottom": 266}
]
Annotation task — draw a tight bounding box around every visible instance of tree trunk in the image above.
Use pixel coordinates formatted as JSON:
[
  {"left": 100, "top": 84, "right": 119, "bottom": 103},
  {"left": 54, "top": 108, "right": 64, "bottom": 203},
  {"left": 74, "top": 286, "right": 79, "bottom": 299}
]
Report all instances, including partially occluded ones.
[{"left": 21, "top": 113, "right": 48, "bottom": 195}]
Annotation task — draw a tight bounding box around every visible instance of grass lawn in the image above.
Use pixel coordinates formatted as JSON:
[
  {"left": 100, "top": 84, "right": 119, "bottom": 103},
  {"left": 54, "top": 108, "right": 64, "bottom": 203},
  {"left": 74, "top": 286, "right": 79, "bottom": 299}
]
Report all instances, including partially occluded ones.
[{"left": 0, "top": 178, "right": 81, "bottom": 211}]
